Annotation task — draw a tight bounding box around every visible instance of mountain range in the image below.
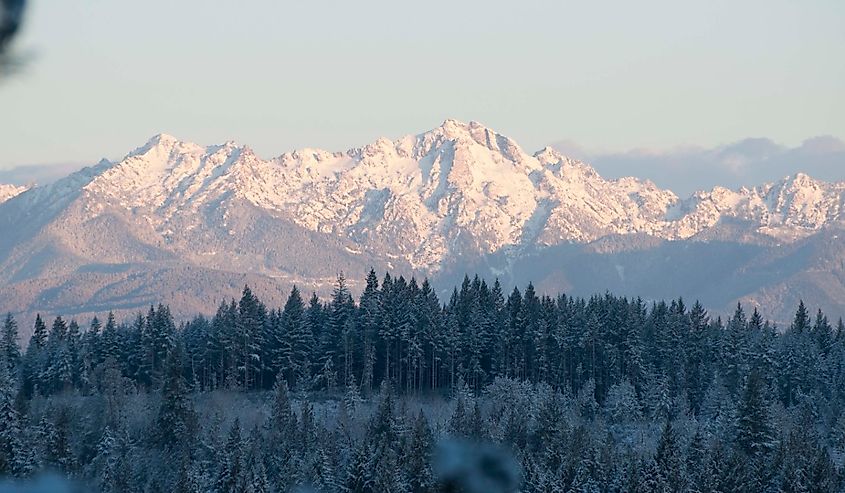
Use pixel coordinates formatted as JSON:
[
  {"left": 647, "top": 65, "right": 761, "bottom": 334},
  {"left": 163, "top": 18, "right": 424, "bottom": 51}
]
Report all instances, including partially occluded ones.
[{"left": 1, "top": 120, "right": 843, "bottom": 330}]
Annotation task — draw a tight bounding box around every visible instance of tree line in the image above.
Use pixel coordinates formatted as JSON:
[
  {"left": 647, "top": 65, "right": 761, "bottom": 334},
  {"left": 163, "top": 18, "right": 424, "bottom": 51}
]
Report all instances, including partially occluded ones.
[{"left": 1, "top": 270, "right": 844, "bottom": 491}]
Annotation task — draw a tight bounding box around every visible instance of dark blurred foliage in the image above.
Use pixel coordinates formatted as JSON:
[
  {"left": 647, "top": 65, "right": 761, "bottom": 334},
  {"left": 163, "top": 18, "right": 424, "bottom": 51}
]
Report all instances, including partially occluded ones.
[
  {"left": 0, "top": 0, "right": 26, "bottom": 76},
  {"left": 0, "top": 0, "right": 25, "bottom": 52},
  {"left": 0, "top": 474, "right": 80, "bottom": 493},
  {"left": 434, "top": 440, "right": 521, "bottom": 493}
]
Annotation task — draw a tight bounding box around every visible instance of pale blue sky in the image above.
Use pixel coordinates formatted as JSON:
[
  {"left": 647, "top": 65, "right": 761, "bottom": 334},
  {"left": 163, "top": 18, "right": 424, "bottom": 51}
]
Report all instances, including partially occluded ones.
[{"left": 1, "top": 0, "right": 843, "bottom": 169}]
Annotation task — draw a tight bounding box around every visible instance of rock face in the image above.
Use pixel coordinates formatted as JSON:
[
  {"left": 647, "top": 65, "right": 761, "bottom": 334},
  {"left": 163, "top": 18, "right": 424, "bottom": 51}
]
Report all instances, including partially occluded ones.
[{"left": 1, "top": 119, "right": 843, "bottom": 327}]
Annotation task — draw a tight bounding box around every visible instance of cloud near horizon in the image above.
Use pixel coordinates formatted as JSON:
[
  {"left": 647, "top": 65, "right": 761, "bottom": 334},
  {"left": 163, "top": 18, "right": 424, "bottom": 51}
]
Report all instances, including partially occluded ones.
[{"left": 553, "top": 135, "right": 845, "bottom": 197}]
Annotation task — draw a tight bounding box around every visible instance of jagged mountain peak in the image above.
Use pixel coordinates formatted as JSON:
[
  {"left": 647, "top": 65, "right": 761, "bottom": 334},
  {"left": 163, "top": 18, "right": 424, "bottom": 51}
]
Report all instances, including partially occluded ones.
[
  {"left": 762, "top": 172, "right": 844, "bottom": 200},
  {"left": 434, "top": 118, "right": 483, "bottom": 137},
  {"left": 129, "top": 132, "right": 185, "bottom": 156},
  {"left": 148, "top": 132, "right": 180, "bottom": 146},
  {"left": 409, "top": 119, "right": 527, "bottom": 162},
  {"left": 125, "top": 133, "right": 247, "bottom": 165},
  {"left": 4, "top": 122, "right": 843, "bottom": 276},
  {"left": 0, "top": 122, "right": 843, "bottom": 323},
  {"left": 534, "top": 146, "right": 599, "bottom": 177},
  {"left": 784, "top": 172, "right": 822, "bottom": 187},
  {"left": 0, "top": 183, "right": 27, "bottom": 204},
  {"left": 533, "top": 145, "right": 562, "bottom": 159}
]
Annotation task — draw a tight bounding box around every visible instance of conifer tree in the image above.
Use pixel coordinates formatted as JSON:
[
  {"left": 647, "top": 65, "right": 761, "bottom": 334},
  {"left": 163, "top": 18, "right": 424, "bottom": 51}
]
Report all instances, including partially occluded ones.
[
  {"left": 173, "top": 453, "right": 200, "bottom": 493},
  {"left": 276, "top": 286, "right": 312, "bottom": 389},
  {"left": 299, "top": 399, "right": 317, "bottom": 453},
  {"left": 243, "top": 427, "right": 271, "bottom": 493},
  {"left": 42, "top": 406, "right": 75, "bottom": 473},
  {"left": 344, "top": 441, "right": 375, "bottom": 493},
  {"left": 155, "top": 345, "right": 197, "bottom": 449},
  {"left": 368, "top": 382, "right": 396, "bottom": 444},
  {"left": 605, "top": 379, "right": 641, "bottom": 426},
  {"left": 448, "top": 394, "right": 468, "bottom": 438},
  {"left": 270, "top": 378, "right": 297, "bottom": 438},
  {"left": 305, "top": 292, "right": 326, "bottom": 383},
  {"left": 100, "top": 311, "right": 119, "bottom": 364},
  {"left": 359, "top": 270, "right": 381, "bottom": 395},
  {"left": 1, "top": 313, "right": 20, "bottom": 374},
  {"left": 735, "top": 369, "right": 775, "bottom": 458},
  {"left": 237, "top": 287, "right": 265, "bottom": 390},
  {"left": 67, "top": 319, "right": 82, "bottom": 388},
  {"left": 91, "top": 426, "right": 125, "bottom": 493},
  {"left": 43, "top": 316, "right": 73, "bottom": 394},
  {"left": 344, "top": 377, "right": 362, "bottom": 414},
  {"left": 722, "top": 303, "right": 748, "bottom": 396},
  {"left": 214, "top": 418, "right": 244, "bottom": 493},
  {"left": 267, "top": 378, "right": 297, "bottom": 488},
  {"left": 329, "top": 273, "right": 356, "bottom": 388},
  {"left": 0, "top": 351, "right": 25, "bottom": 476},
  {"left": 467, "top": 401, "right": 485, "bottom": 440},
  {"left": 812, "top": 308, "right": 833, "bottom": 356},
  {"left": 405, "top": 410, "right": 434, "bottom": 493},
  {"left": 655, "top": 419, "right": 685, "bottom": 492},
  {"left": 792, "top": 300, "right": 811, "bottom": 333}
]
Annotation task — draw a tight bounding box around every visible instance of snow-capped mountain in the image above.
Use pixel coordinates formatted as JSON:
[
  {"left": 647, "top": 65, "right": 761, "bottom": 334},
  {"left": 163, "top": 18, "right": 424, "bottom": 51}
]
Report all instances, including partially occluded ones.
[
  {"left": 0, "top": 120, "right": 843, "bottom": 324},
  {"left": 667, "top": 173, "right": 845, "bottom": 241},
  {"left": 0, "top": 184, "right": 27, "bottom": 204},
  {"left": 74, "top": 120, "right": 682, "bottom": 270},
  {"left": 43, "top": 120, "right": 845, "bottom": 268}
]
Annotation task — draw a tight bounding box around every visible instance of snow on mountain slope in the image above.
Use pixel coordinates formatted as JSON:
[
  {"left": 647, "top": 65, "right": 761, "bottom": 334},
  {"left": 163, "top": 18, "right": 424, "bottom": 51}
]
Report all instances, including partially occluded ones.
[
  {"left": 0, "top": 119, "right": 843, "bottom": 323},
  {"left": 72, "top": 120, "right": 687, "bottom": 269},
  {"left": 533, "top": 147, "right": 678, "bottom": 243},
  {"left": 0, "top": 184, "right": 27, "bottom": 204},
  {"left": 8, "top": 119, "right": 844, "bottom": 274},
  {"left": 666, "top": 173, "right": 845, "bottom": 241}
]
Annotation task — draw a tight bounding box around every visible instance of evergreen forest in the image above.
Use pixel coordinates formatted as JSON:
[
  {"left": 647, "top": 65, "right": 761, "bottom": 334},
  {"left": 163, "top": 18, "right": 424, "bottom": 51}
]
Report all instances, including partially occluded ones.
[{"left": 1, "top": 271, "right": 845, "bottom": 492}]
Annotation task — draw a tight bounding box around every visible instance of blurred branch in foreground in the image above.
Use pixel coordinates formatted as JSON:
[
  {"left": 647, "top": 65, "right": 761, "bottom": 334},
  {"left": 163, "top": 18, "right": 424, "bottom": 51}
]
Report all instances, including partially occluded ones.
[{"left": 0, "top": 0, "right": 27, "bottom": 78}]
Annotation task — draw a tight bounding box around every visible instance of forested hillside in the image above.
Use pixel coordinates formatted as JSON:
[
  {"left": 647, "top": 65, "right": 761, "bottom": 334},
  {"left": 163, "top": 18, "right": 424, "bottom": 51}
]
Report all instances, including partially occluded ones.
[{"left": 1, "top": 271, "right": 844, "bottom": 491}]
